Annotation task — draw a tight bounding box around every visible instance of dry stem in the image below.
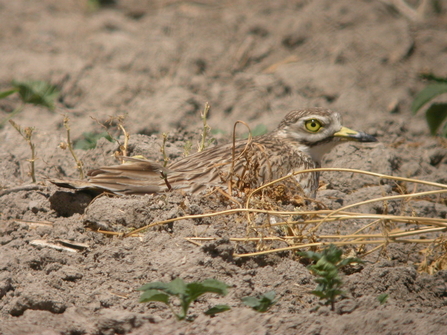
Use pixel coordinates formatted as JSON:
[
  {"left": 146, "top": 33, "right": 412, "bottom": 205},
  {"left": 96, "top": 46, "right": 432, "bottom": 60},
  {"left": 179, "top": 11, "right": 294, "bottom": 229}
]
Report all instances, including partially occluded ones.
[
  {"left": 114, "top": 168, "right": 447, "bottom": 268},
  {"left": 9, "top": 120, "right": 37, "bottom": 183},
  {"left": 198, "top": 102, "right": 211, "bottom": 152},
  {"left": 63, "top": 115, "right": 84, "bottom": 179}
]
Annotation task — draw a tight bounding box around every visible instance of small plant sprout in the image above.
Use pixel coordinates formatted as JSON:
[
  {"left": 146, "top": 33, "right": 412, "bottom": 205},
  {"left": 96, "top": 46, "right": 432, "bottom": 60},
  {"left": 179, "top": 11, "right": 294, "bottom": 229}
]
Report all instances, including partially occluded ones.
[
  {"left": 377, "top": 293, "right": 389, "bottom": 305},
  {"left": 0, "top": 80, "right": 59, "bottom": 127},
  {"left": 203, "top": 304, "right": 231, "bottom": 316},
  {"left": 411, "top": 72, "right": 447, "bottom": 137},
  {"left": 138, "top": 278, "right": 230, "bottom": 321},
  {"left": 298, "top": 244, "right": 363, "bottom": 311},
  {"left": 74, "top": 131, "right": 112, "bottom": 150},
  {"left": 241, "top": 290, "right": 277, "bottom": 313},
  {"left": 9, "top": 120, "right": 37, "bottom": 183}
]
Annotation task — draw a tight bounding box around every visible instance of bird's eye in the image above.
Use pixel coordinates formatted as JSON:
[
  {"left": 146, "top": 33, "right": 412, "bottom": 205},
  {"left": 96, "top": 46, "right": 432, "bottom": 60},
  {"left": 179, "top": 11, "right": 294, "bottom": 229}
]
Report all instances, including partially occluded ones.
[{"left": 305, "top": 119, "right": 322, "bottom": 132}]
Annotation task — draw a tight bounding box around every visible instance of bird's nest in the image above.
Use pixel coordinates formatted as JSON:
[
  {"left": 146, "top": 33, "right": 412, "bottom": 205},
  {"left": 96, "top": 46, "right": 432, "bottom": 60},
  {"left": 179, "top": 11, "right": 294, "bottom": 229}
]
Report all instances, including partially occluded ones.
[{"left": 121, "top": 168, "right": 447, "bottom": 274}]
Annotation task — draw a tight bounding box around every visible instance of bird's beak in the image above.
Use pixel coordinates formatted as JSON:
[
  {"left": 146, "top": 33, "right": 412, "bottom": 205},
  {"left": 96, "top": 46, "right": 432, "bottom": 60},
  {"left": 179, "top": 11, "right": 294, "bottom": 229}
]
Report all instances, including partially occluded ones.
[{"left": 333, "top": 126, "right": 377, "bottom": 142}]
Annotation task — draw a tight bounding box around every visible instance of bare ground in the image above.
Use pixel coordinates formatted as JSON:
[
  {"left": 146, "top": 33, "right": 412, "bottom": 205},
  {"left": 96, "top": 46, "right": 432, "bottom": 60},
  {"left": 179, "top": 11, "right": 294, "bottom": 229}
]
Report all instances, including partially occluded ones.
[{"left": 1, "top": 1, "right": 447, "bottom": 334}]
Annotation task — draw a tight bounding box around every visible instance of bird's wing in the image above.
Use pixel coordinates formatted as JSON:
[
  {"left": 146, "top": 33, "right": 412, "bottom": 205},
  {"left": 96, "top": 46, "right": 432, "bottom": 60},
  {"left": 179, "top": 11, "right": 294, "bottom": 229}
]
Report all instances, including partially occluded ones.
[{"left": 50, "top": 157, "right": 168, "bottom": 195}]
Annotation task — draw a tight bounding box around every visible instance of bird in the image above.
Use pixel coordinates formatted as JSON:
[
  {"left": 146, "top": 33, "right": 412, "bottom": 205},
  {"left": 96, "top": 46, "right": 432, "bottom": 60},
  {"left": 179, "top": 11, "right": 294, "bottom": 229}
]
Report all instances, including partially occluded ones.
[{"left": 50, "top": 108, "right": 377, "bottom": 199}]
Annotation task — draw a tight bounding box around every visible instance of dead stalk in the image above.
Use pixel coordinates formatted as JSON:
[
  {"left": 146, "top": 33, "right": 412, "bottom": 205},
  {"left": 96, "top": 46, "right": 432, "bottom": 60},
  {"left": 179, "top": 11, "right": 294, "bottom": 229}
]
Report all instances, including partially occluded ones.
[
  {"left": 9, "top": 120, "right": 37, "bottom": 183},
  {"left": 110, "top": 168, "right": 447, "bottom": 264},
  {"left": 161, "top": 133, "right": 169, "bottom": 167},
  {"left": 63, "top": 115, "right": 84, "bottom": 179},
  {"left": 198, "top": 102, "right": 210, "bottom": 152}
]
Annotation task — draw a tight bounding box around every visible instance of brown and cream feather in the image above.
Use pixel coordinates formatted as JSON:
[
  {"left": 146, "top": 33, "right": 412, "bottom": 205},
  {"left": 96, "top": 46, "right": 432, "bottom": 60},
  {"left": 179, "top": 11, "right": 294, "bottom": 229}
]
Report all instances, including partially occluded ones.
[{"left": 50, "top": 108, "right": 376, "bottom": 198}]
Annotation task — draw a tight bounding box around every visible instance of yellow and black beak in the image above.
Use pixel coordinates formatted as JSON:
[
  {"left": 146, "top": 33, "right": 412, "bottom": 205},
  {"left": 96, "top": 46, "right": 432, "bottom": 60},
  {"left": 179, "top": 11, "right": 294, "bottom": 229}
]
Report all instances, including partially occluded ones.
[{"left": 333, "top": 126, "right": 377, "bottom": 142}]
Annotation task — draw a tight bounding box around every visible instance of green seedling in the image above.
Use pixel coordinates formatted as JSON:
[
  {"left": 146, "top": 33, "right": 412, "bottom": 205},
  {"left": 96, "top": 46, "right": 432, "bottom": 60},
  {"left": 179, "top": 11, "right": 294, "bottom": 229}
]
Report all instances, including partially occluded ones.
[
  {"left": 377, "top": 293, "right": 389, "bottom": 305},
  {"left": 87, "top": 0, "right": 116, "bottom": 11},
  {"left": 242, "top": 124, "right": 268, "bottom": 139},
  {"left": 138, "top": 278, "right": 230, "bottom": 321},
  {"left": 0, "top": 80, "right": 59, "bottom": 127},
  {"left": 298, "top": 244, "right": 363, "bottom": 311},
  {"left": 241, "top": 290, "right": 277, "bottom": 313},
  {"left": 411, "top": 72, "right": 447, "bottom": 137},
  {"left": 203, "top": 304, "right": 231, "bottom": 316},
  {"left": 74, "top": 131, "right": 112, "bottom": 150}
]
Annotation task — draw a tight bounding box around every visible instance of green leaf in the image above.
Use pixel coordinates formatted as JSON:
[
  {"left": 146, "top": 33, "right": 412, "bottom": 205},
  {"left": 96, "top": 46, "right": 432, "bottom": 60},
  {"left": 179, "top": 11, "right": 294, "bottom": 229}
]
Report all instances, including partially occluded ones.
[
  {"left": 138, "top": 278, "right": 187, "bottom": 296},
  {"left": 411, "top": 83, "right": 447, "bottom": 114},
  {"left": 241, "top": 291, "right": 276, "bottom": 313},
  {"left": 139, "top": 289, "right": 170, "bottom": 304},
  {"left": 165, "top": 277, "right": 187, "bottom": 296},
  {"left": 241, "top": 124, "right": 268, "bottom": 139},
  {"left": 12, "top": 80, "right": 59, "bottom": 110},
  {"left": 420, "top": 73, "right": 447, "bottom": 83},
  {"left": 0, "top": 88, "right": 19, "bottom": 99},
  {"left": 186, "top": 279, "right": 229, "bottom": 302},
  {"left": 241, "top": 296, "right": 260, "bottom": 306},
  {"left": 297, "top": 250, "right": 322, "bottom": 261},
  {"left": 137, "top": 281, "right": 170, "bottom": 292},
  {"left": 442, "top": 122, "right": 447, "bottom": 138},
  {"left": 200, "top": 279, "right": 230, "bottom": 296},
  {"left": 74, "top": 132, "right": 112, "bottom": 150},
  {"left": 330, "top": 289, "right": 345, "bottom": 297},
  {"left": 251, "top": 124, "right": 268, "bottom": 137},
  {"left": 204, "top": 304, "right": 231, "bottom": 315},
  {"left": 425, "top": 103, "right": 447, "bottom": 135},
  {"left": 262, "top": 290, "right": 276, "bottom": 301},
  {"left": 310, "top": 290, "right": 327, "bottom": 299},
  {"left": 377, "top": 293, "right": 389, "bottom": 304}
]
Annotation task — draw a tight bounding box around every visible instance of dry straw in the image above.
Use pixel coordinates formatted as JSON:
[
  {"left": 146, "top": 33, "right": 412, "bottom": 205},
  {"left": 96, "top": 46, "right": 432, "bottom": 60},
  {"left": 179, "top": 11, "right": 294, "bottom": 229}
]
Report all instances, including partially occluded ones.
[{"left": 125, "top": 168, "right": 447, "bottom": 271}]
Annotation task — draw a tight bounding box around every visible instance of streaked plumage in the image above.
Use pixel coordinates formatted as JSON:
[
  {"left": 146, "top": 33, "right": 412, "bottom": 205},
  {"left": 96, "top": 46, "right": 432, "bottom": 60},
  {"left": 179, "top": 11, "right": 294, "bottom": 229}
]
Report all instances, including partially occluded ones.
[{"left": 50, "top": 108, "right": 376, "bottom": 198}]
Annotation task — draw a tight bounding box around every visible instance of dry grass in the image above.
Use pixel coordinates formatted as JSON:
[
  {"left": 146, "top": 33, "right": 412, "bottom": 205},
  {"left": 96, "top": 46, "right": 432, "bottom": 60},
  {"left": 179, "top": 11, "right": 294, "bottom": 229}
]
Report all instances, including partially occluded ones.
[{"left": 124, "top": 168, "right": 447, "bottom": 273}]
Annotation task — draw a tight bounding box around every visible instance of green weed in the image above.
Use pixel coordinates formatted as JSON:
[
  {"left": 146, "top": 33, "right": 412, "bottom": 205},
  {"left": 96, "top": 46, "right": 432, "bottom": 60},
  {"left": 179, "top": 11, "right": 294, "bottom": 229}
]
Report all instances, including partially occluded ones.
[
  {"left": 138, "top": 278, "right": 230, "bottom": 321},
  {"left": 74, "top": 131, "right": 112, "bottom": 150},
  {"left": 241, "top": 290, "right": 277, "bottom": 313},
  {"left": 377, "top": 293, "right": 389, "bottom": 305},
  {"left": 298, "top": 244, "right": 363, "bottom": 311},
  {"left": 0, "top": 80, "right": 59, "bottom": 127},
  {"left": 412, "top": 72, "right": 447, "bottom": 137}
]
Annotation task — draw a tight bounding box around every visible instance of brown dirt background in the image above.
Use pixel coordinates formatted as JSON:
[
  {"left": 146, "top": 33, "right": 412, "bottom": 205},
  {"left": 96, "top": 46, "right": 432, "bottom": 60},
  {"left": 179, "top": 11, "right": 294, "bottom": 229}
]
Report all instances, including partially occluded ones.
[{"left": 1, "top": 1, "right": 447, "bottom": 334}]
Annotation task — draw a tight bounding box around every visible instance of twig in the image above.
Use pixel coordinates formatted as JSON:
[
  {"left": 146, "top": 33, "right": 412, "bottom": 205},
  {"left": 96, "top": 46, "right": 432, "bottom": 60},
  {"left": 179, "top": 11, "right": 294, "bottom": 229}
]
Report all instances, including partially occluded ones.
[
  {"left": 161, "top": 133, "right": 169, "bottom": 167},
  {"left": 63, "top": 115, "right": 85, "bottom": 179},
  {"left": 124, "top": 208, "right": 332, "bottom": 237},
  {"left": 313, "top": 189, "right": 447, "bottom": 232},
  {"left": 9, "top": 120, "right": 37, "bottom": 183},
  {"left": 379, "top": 0, "right": 429, "bottom": 22},
  {"left": 198, "top": 102, "right": 211, "bottom": 152},
  {"left": 233, "top": 239, "right": 437, "bottom": 258},
  {"left": 90, "top": 114, "right": 129, "bottom": 162},
  {"left": 118, "top": 123, "right": 129, "bottom": 159},
  {"left": 0, "top": 184, "right": 45, "bottom": 197}
]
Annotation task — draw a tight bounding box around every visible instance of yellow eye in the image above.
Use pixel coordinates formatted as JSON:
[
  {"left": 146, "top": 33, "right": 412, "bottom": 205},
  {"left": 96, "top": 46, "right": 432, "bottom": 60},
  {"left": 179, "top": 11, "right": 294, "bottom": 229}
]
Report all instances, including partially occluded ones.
[{"left": 305, "top": 119, "right": 322, "bottom": 132}]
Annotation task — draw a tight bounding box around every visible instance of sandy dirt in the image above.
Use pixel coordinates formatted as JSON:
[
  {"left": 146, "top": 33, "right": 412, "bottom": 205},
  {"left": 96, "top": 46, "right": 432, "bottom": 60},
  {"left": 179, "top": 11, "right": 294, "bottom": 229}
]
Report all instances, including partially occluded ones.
[{"left": 1, "top": 1, "right": 447, "bottom": 334}]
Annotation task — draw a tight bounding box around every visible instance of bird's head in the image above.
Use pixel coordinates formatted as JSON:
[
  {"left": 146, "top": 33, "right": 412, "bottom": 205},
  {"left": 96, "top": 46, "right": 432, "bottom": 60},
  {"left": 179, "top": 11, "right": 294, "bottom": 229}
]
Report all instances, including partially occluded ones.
[{"left": 275, "top": 107, "right": 377, "bottom": 163}]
